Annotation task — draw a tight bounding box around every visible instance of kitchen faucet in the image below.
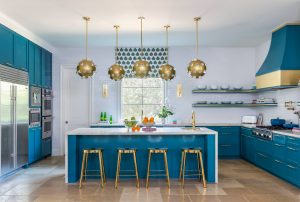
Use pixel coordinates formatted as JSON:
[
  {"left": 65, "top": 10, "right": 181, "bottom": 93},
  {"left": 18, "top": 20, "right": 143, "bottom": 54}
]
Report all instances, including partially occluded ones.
[
  {"left": 192, "top": 111, "right": 196, "bottom": 129},
  {"left": 294, "top": 111, "right": 300, "bottom": 126}
]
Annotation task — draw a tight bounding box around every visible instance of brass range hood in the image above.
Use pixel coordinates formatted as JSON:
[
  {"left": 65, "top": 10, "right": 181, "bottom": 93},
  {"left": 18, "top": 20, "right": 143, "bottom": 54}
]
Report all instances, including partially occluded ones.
[{"left": 256, "top": 23, "right": 300, "bottom": 89}]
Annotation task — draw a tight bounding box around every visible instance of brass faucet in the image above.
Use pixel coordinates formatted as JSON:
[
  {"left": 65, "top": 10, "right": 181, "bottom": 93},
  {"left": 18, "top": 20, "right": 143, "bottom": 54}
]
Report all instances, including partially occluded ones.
[{"left": 192, "top": 111, "right": 196, "bottom": 129}]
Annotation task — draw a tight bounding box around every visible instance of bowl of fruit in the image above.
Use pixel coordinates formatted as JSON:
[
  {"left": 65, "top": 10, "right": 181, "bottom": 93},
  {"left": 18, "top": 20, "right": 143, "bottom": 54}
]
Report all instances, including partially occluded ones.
[
  {"left": 124, "top": 117, "right": 138, "bottom": 132},
  {"left": 142, "top": 116, "right": 155, "bottom": 127}
]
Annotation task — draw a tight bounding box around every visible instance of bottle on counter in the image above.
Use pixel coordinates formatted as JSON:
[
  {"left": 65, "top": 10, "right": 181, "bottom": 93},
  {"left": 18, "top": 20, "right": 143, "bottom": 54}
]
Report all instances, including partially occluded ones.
[
  {"left": 100, "top": 112, "right": 103, "bottom": 121},
  {"left": 104, "top": 112, "right": 107, "bottom": 121},
  {"left": 109, "top": 115, "right": 113, "bottom": 124}
]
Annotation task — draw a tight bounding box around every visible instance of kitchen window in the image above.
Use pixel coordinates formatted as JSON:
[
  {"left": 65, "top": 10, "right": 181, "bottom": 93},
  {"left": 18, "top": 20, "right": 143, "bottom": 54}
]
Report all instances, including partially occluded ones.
[{"left": 121, "top": 78, "right": 165, "bottom": 121}]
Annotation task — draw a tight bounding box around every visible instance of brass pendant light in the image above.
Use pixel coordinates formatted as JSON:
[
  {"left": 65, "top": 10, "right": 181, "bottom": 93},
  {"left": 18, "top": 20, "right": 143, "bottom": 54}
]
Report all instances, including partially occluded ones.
[
  {"left": 187, "top": 17, "right": 207, "bottom": 79},
  {"left": 159, "top": 25, "right": 176, "bottom": 81},
  {"left": 108, "top": 25, "right": 125, "bottom": 81},
  {"left": 76, "top": 16, "right": 96, "bottom": 78},
  {"left": 132, "top": 17, "right": 151, "bottom": 78}
]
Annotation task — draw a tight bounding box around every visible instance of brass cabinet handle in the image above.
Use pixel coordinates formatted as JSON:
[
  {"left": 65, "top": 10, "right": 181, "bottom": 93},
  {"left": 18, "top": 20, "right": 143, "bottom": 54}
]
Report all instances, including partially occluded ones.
[
  {"left": 274, "top": 159, "right": 284, "bottom": 164},
  {"left": 287, "top": 147, "right": 299, "bottom": 151},
  {"left": 257, "top": 152, "right": 267, "bottom": 158},
  {"left": 220, "top": 144, "right": 232, "bottom": 147},
  {"left": 287, "top": 164, "right": 297, "bottom": 169},
  {"left": 274, "top": 143, "right": 284, "bottom": 147}
]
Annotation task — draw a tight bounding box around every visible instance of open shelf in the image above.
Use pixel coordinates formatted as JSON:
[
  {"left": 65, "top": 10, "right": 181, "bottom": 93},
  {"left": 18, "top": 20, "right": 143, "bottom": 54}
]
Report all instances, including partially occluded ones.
[
  {"left": 192, "top": 89, "right": 258, "bottom": 93},
  {"left": 192, "top": 103, "right": 278, "bottom": 107}
]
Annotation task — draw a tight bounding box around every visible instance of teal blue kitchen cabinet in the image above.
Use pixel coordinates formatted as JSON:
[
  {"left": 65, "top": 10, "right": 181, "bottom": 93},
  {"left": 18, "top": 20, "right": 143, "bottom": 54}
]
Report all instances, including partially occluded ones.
[
  {"left": 41, "top": 49, "right": 52, "bottom": 89},
  {"left": 0, "top": 24, "right": 28, "bottom": 71},
  {"left": 28, "top": 127, "right": 42, "bottom": 164},
  {"left": 207, "top": 126, "right": 240, "bottom": 158},
  {"left": 34, "top": 45, "right": 42, "bottom": 86},
  {"left": 13, "top": 33, "right": 28, "bottom": 71},
  {"left": 42, "top": 138, "right": 52, "bottom": 157},
  {"left": 254, "top": 138, "right": 273, "bottom": 172},
  {"left": 28, "top": 42, "right": 35, "bottom": 85},
  {"left": 0, "top": 24, "right": 14, "bottom": 67},
  {"left": 240, "top": 127, "right": 255, "bottom": 163}
]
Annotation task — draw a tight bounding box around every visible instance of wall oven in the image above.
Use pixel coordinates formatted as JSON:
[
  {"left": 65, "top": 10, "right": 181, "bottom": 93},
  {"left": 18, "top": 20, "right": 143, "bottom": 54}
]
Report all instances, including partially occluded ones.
[
  {"left": 42, "top": 89, "right": 53, "bottom": 116},
  {"left": 29, "top": 108, "right": 41, "bottom": 128},
  {"left": 30, "top": 86, "right": 41, "bottom": 107},
  {"left": 42, "top": 116, "right": 52, "bottom": 139}
]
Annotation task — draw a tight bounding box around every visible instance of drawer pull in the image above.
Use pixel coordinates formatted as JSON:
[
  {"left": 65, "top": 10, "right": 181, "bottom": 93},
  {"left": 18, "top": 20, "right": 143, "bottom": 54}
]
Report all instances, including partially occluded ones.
[
  {"left": 287, "top": 165, "right": 297, "bottom": 169},
  {"left": 274, "top": 159, "right": 284, "bottom": 164},
  {"left": 287, "top": 147, "right": 299, "bottom": 151},
  {"left": 288, "top": 137, "right": 296, "bottom": 140},
  {"left": 220, "top": 144, "right": 232, "bottom": 147},
  {"left": 5, "top": 62, "right": 13, "bottom": 67},
  {"left": 257, "top": 152, "right": 267, "bottom": 158},
  {"left": 274, "top": 143, "right": 284, "bottom": 147}
]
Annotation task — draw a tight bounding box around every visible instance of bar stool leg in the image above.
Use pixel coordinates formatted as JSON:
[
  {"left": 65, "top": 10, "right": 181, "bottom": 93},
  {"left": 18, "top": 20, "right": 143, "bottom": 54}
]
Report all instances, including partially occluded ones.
[
  {"left": 196, "top": 152, "right": 202, "bottom": 181},
  {"left": 101, "top": 151, "right": 106, "bottom": 183},
  {"left": 179, "top": 150, "right": 184, "bottom": 181},
  {"left": 163, "top": 151, "right": 170, "bottom": 188},
  {"left": 79, "top": 152, "right": 86, "bottom": 188},
  {"left": 198, "top": 151, "right": 207, "bottom": 188},
  {"left": 133, "top": 151, "right": 139, "bottom": 188},
  {"left": 181, "top": 151, "right": 187, "bottom": 188},
  {"left": 98, "top": 151, "right": 104, "bottom": 188},
  {"left": 115, "top": 151, "right": 121, "bottom": 189},
  {"left": 84, "top": 152, "right": 88, "bottom": 181},
  {"left": 146, "top": 151, "right": 152, "bottom": 188}
]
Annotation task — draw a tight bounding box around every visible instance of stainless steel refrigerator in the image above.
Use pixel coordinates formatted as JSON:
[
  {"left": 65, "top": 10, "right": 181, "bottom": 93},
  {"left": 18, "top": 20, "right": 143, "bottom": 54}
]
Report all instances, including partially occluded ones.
[{"left": 0, "top": 65, "right": 28, "bottom": 176}]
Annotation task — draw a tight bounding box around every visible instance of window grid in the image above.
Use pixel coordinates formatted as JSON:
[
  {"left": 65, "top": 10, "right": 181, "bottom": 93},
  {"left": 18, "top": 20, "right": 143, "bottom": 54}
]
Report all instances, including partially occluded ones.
[{"left": 121, "top": 78, "right": 165, "bottom": 121}]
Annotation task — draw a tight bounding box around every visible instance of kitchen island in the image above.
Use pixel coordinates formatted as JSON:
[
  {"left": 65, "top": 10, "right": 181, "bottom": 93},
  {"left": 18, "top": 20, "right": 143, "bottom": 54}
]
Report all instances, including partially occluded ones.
[{"left": 65, "top": 127, "right": 218, "bottom": 184}]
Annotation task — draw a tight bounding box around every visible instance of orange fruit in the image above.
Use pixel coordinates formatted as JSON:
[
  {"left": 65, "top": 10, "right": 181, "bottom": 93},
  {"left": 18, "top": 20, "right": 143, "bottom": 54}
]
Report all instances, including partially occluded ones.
[
  {"left": 143, "top": 117, "right": 149, "bottom": 124},
  {"left": 149, "top": 117, "right": 154, "bottom": 123}
]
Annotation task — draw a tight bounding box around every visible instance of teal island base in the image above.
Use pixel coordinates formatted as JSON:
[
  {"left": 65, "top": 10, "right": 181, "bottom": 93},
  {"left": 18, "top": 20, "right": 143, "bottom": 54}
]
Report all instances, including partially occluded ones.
[{"left": 66, "top": 129, "right": 217, "bottom": 184}]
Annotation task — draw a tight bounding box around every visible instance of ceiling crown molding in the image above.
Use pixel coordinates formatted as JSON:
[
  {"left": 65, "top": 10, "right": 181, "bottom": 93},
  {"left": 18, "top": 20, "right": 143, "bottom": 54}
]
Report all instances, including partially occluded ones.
[{"left": 0, "top": 11, "right": 56, "bottom": 53}]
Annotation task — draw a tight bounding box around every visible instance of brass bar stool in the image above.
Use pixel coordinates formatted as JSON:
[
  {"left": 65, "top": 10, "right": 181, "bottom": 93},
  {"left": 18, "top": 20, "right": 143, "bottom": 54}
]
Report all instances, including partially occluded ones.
[
  {"left": 179, "top": 148, "right": 206, "bottom": 188},
  {"left": 79, "top": 148, "right": 106, "bottom": 188},
  {"left": 115, "top": 148, "right": 139, "bottom": 189},
  {"left": 146, "top": 148, "right": 170, "bottom": 188}
]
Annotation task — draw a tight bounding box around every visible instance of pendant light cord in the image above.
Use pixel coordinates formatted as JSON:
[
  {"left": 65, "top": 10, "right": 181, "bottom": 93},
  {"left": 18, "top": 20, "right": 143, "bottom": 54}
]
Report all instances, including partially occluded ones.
[
  {"left": 164, "top": 25, "right": 170, "bottom": 64},
  {"left": 194, "top": 17, "right": 201, "bottom": 58},
  {"left": 114, "top": 25, "right": 119, "bottom": 63},
  {"left": 138, "top": 17, "right": 145, "bottom": 59},
  {"left": 83, "top": 17, "right": 90, "bottom": 60}
]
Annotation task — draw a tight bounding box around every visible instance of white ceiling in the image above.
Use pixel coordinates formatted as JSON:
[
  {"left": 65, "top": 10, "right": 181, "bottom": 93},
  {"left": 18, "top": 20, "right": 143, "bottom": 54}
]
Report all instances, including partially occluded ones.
[{"left": 0, "top": 0, "right": 300, "bottom": 47}]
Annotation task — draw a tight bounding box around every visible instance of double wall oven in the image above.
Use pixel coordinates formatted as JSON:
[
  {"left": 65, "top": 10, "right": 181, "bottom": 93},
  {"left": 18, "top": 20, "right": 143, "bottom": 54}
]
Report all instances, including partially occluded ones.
[{"left": 41, "top": 89, "right": 53, "bottom": 139}]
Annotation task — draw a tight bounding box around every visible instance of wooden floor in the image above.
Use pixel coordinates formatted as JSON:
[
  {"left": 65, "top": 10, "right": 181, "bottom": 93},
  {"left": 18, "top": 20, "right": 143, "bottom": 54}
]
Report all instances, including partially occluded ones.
[{"left": 0, "top": 157, "right": 300, "bottom": 202}]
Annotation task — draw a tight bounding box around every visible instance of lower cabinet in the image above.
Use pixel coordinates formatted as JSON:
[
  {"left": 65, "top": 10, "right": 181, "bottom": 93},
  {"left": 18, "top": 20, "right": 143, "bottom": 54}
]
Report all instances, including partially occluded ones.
[
  {"left": 28, "top": 127, "right": 42, "bottom": 164},
  {"left": 241, "top": 130, "right": 300, "bottom": 188},
  {"left": 42, "top": 138, "right": 52, "bottom": 157},
  {"left": 207, "top": 126, "right": 240, "bottom": 158}
]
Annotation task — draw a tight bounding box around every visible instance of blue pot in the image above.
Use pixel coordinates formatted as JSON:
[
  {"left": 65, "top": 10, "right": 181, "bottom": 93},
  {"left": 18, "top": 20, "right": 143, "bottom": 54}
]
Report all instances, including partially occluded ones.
[
  {"left": 271, "top": 118, "right": 286, "bottom": 126},
  {"left": 283, "top": 123, "right": 299, "bottom": 129}
]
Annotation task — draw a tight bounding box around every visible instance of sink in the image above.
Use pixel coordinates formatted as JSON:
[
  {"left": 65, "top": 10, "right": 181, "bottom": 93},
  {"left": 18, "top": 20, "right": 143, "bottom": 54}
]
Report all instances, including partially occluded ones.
[{"left": 182, "top": 127, "right": 202, "bottom": 131}]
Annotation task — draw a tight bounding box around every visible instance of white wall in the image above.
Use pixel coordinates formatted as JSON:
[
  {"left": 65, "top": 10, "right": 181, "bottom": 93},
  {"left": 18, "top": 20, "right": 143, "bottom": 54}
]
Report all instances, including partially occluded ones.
[
  {"left": 52, "top": 46, "right": 259, "bottom": 155},
  {"left": 254, "top": 40, "right": 300, "bottom": 125}
]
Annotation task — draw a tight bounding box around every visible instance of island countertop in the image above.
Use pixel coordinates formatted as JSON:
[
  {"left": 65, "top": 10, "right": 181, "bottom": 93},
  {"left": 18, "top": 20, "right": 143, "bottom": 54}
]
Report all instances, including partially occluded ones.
[{"left": 66, "top": 127, "right": 218, "bottom": 136}]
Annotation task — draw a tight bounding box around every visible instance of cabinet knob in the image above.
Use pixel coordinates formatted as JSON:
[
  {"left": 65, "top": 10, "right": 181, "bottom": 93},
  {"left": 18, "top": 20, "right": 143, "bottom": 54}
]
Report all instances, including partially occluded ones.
[{"left": 65, "top": 121, "right": 68, "bottom": 124}]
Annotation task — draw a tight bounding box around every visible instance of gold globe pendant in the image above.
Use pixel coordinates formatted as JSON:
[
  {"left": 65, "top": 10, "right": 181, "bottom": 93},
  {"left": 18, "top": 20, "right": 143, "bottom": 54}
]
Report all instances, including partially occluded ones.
[
  {"left": 133, "top": 59, "right": 151, "bottom": 78},
  {"left": 159, "top": 63, "right": 176, "bottom": 81},
  {"left": 108, "top": 63, "right": 125, "bottom": 81},
  {"left": 77, "top": 59, "right": 96, "bottom": 78},
  {"left": 187, "top": 59, "right": 206, "bottom": 78}
]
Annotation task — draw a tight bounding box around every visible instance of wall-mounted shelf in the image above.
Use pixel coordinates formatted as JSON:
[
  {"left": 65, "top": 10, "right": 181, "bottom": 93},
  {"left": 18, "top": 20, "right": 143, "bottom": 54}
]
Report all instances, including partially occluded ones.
[
  {"left": 192, "top": 89, "right": 258, "bottom": 94},
  {"left": 192, "top": 103, "right": 278, "bottom": 107}
]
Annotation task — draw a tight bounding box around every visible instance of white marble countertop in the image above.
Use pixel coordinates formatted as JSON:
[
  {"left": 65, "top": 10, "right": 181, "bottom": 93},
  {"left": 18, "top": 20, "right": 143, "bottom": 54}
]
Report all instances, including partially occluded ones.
[
  {"left": 90, "top": 122, "right": 246, "bottom": 127},
  {"left": 66, "top": 127, "right": 218, "bottom": 136}
]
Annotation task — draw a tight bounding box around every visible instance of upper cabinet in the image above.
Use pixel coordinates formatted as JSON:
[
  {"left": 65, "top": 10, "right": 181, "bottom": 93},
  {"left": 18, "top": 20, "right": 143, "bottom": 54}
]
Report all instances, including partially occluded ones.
[
  {"left": 14, "top": 33, "right": 28, "bottom": 71},
  {"left": 0, "top": 24, "right": 52, "bottom": 89},
  {"left": 41, "top": 49, "right": 52, "bottom": 89},
  {"left": 0, "top": 24, "right": 14, "bottom": 67}
]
